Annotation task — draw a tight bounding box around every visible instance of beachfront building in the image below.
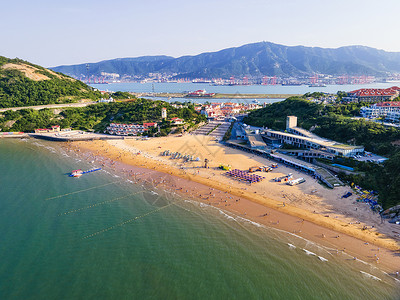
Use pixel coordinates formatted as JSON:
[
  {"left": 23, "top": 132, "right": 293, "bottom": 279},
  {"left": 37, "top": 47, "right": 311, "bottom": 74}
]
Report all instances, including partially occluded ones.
[
  {"left": 34, "top": 125, "right": 61, "bottom": 133},
  {"left": 360, "top": 101, "right": 400, "bottom": 123},
  {"left": 106, "top": 122, "right": 158, "bottom": 136},
  {"left": 263, "top": 116, "right": 364, "bottom": 157},
  {"left": 343, "top": 87, "right": 400, "bottom": 103}
]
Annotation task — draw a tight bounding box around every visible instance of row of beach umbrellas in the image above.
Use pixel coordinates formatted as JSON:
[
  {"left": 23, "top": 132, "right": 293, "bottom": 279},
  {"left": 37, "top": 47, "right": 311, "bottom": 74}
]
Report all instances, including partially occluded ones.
[{"left": 225, "top": 169, "right": 265, "bottom": 183}]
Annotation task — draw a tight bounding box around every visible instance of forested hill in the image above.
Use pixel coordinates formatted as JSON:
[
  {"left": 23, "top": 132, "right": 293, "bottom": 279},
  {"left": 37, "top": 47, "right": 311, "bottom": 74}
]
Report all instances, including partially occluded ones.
[
  {"left": 52, "top": 42, "right": 400, "bottom": 79},
  {"left": 0, "top": 56, "right": 101, "bottom": 108}
]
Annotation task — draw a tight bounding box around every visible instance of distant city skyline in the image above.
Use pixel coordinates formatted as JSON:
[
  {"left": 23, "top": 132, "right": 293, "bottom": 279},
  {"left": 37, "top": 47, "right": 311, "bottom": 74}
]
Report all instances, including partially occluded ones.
[{"left": 3, "top": 0, "right": 400, "bottom": 67}]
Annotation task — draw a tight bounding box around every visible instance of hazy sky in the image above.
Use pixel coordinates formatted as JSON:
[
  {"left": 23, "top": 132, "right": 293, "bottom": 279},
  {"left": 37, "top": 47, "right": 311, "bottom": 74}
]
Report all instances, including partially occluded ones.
[{"left": 3, "top": 0, "right": 400, "bottom": 67}]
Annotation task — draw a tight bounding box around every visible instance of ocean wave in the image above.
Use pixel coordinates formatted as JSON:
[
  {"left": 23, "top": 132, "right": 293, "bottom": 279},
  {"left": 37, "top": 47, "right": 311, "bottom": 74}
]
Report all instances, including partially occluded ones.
[
  {"left": 360, "top": 271, "right": 382, "bottom": 281},
  {"left": 303, "top": 249, "right": 316, "bottom": 256},
  {"left": 318, "top": 256, "right": 328, "bottom": 262}
]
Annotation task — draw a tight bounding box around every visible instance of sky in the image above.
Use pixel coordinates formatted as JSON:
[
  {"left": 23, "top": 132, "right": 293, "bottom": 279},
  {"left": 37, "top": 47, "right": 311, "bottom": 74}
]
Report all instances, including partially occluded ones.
[{"left": 3, "top": 0, "right": 400, "bottom": 67}]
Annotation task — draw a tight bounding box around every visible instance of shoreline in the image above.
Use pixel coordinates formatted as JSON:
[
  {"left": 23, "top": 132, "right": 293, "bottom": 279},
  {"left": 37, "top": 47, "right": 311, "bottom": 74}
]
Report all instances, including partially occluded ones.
[{"left": 68, "top": 138, "right": 400, "bottom": 275}]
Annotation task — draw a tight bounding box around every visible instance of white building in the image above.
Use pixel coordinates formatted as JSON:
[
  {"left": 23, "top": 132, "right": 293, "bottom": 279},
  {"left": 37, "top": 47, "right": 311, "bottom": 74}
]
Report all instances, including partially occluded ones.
[
  {"left": 263, "top": 116, "right": 364, "bottom": 157},
  {"left": 106, "top": 122, "right": 157, "bottom": 136},
  {"left": 360, "top": 101, "right": 400, "bottom": 123},
  {"left": 161, "top": 107, "right": 167, "bottom": 119}
]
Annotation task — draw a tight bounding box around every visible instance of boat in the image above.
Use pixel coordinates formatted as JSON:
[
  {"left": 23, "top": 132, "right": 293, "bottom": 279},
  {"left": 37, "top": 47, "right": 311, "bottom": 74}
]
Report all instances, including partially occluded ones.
[
  {"left": 288, "top": 178, "right": 306, "bottom": 186},
  {"left": 282, "top": 83, "right": 303, "bottom": 86},
  {"left": 70, "top": 169, "right": 83, "bottom": 177},
  {"left": 69, "top": 168, "right": 101, "bottom": 177},
  {"left": 309, "top": 84, "right": 327, "bottom": 87}
]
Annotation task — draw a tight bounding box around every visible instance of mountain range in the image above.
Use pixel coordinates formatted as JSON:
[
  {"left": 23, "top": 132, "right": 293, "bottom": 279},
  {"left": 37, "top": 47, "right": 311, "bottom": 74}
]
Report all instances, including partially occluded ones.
[{"left": 51, "top": 42, "right": 400, "bottom": 79}]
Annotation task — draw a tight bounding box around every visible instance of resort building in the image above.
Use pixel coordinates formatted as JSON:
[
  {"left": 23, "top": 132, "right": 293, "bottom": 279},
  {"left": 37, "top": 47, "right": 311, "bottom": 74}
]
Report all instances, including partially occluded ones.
[
  {"left": 360, "top": 101, "right": 400, "bottom": 123},
  {"left": 262, "top": 116, "right": 364, "bottom": 157},
  {"left": 106, "top": 122, "right": 158, "bottom": 136},
  {"left": 343, "top": 87, "right": 400, "bottom": 103}
]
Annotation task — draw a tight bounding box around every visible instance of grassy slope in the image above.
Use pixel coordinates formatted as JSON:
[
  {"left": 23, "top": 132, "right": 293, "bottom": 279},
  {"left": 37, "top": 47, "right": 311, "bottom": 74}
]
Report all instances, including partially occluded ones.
[{"left": 0, "top": 56, "right": 101, "bottom": 108}]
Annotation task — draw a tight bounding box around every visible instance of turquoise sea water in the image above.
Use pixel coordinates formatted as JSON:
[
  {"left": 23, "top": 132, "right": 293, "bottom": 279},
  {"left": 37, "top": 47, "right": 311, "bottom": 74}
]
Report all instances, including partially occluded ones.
[{"left": 0, "top": 139, "right": 399, "bottom": 299}]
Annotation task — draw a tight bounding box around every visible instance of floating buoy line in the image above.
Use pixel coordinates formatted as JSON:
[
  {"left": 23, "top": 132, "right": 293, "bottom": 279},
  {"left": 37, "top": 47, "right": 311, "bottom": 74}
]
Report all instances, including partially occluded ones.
[
  {"left": 82, "top": 201, "right": 176, "bottom": 240},
  {"left": 45, "top": 180, "right": 122, "bottom": 201},
  {"left": 59, "top": 191, "right": 144, "bottom": 216}
]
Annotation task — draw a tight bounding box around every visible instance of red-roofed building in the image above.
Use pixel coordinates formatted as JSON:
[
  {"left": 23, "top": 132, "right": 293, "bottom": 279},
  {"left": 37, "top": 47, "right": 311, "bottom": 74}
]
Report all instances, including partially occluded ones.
[
  {"left": 34, "top": 125, "right": 60, "bottom": 133},
  {"left": 376, "top": 101, "right": 400, "bottom": 108},
  {"left": 143, "top": 122, "right": 158, "bottom": 128},
  {"left": 360, "top": 101, "right": 400, "bottom": 123},
  {"left": 345, "top": 87, "right": 400, "bottom": 102},
  {"left": 170, "top": 117, "right": 184, "bottom": 125}
]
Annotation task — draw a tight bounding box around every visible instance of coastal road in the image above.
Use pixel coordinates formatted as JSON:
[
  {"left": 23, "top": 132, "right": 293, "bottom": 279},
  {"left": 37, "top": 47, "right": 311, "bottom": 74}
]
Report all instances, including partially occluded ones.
[{"left": 0, "top": 102, "right": 97, "bottom": 112}]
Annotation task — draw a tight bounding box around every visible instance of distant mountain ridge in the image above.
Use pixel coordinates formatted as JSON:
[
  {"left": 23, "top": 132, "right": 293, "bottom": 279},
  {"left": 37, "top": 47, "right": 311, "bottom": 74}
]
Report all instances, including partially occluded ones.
[{"left": 51, "top": 42, "right": 400, "bottom": 79}]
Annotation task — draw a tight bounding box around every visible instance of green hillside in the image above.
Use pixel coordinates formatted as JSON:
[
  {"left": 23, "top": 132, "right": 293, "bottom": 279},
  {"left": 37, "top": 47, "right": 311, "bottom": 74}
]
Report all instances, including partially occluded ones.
[
  {"left": 0, "top": 56, "right": 101, "bottom": 108},
  {"left": 0, "top": 98, "right": 205, "bottom": 136}
]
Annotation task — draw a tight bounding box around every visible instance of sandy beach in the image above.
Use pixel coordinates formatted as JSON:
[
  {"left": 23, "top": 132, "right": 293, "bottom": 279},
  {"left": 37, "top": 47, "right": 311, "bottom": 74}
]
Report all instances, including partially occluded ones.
[{"left": 68, "top": 134, "right": 400, "bottom": 275}]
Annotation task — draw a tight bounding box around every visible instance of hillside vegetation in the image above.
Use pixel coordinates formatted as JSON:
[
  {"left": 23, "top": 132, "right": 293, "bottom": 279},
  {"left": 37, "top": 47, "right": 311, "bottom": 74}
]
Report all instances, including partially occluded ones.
[
  {"left": 0, "top": 98, "right": 205, "bottom": 136},
  {"left": 0, "top": 56, "right": 102, "bottom": 108},
  {"left": 244, "top": 97, "right": 400, "bottom": 209}
]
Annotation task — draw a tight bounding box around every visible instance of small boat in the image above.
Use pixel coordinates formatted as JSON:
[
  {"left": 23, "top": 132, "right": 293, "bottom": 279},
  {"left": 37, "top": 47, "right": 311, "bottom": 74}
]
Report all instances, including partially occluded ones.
[
  {"left": 309, "top": 84, "right": 327, "bottom": 87},
  {"left": 69, "top": 168, "right": 101, "bottom": 177},
  {"left": 70, "top": 169, "right": 83, "bottom": 177}
]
